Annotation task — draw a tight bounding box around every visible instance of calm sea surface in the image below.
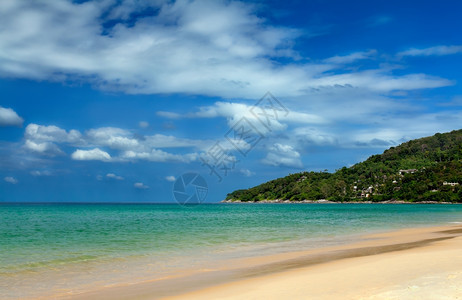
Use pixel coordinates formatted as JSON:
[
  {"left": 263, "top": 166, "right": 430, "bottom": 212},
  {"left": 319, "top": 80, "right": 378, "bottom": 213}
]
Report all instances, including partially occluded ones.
[{"left": 1, "top": 203, "right": 462, "bottom": 298}]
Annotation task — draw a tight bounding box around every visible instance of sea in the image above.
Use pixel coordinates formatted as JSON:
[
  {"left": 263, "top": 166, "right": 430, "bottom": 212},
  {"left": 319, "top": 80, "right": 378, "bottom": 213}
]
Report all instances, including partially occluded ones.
[{"left": 1, "top": 203, "right": 462, "bottom": 298}]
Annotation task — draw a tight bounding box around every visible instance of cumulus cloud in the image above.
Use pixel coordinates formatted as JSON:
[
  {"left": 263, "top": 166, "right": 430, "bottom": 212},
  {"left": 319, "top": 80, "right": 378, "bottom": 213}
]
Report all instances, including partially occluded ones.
[
  {"left": 83, "top": 127, "right": 205, "bottom": 163},
  {"left": 25, "top": 123, "right": 82, "bottom": 143},
  {"left": 0, "top": 0, "right": 451, "bottom": 98},
  {"left": 398, "top": 45, "right": 462, "bottom": 57},
  {"left": 4, "top": 176, "right": 18, "bottom": 184},
  {"left": 82, "top": 126, "right": 208, "bottom": 151},
  {"left": 143, "top": 134, "right": 208, "bottom": 149},
  {"left": 3, "top": 0, "right": 458, "bottom": 172},
  {"left": 22, "top": 122, "right": 206, "bottom": 163},
  {"left": 134, "top": 182, "right": 149, "bottom": 189},
  {"left": 165, "top": 175, "right": 176, "bottom": 182},
  {"left": 0, "top": 106, "right": 23, "bottom": 127},
  {"left": 121, "top": 149, "right": 197, "bottom": 163},
  {"left": 85, "top": 126, "right": 206, "bottom": 150},
  {"left": 106, "top": 173, "right": 124, "bottom": 180},
  {"left": 24, "top": 123, "right": 82, "bottom": 155},
  {"left": 18, "top": 104, "right": 462, "bottom": 171},
  {"left": 71, "top": 148, "right": 111, "bottom": 161},
  {"left": 24, "top": 139, "right": 64, "bottom": 156},
  {"left": 85, "top": 127, "right": 139, "bottom": 150},
  {"left": 262, "top": 143, "right": 302, "bottom": 168}
]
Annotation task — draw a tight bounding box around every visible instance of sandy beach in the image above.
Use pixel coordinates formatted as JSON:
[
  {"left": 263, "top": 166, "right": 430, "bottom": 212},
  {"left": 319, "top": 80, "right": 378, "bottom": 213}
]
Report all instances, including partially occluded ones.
[{"left": 63, "top": 224, "right": 462, "bottom": 300}]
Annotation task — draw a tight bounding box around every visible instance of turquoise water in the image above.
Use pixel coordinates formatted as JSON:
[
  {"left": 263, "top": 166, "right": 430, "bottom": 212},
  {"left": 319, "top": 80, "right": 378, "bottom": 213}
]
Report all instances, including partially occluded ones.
[{"left": 1, "top": 203, "right": 462, "bottom": 298}]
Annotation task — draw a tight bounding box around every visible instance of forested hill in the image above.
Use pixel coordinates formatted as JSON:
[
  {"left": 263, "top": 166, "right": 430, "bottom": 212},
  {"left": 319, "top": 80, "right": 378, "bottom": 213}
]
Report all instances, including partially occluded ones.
[{"left": 226, "top": 130, "right": 462, "bottom": 203}]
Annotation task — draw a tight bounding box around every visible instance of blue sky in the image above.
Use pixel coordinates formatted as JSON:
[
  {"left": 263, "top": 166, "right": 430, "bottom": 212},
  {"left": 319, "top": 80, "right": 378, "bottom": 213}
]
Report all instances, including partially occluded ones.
[{"left": 1, "top": 0, "right": 462, "bottom": 203}]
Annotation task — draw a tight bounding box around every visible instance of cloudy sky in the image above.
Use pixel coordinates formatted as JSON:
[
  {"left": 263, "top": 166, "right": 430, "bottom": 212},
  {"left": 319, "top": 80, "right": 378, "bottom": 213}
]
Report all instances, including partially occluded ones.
[{"left": 1, "top": 0, "right": 462, "bottom": 202}]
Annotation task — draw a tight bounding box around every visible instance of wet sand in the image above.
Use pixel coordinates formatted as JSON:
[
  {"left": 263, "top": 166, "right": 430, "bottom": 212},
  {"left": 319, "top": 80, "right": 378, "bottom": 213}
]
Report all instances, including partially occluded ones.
[{"left": 59, "top": 224, "right": 462, "bottom": 300}]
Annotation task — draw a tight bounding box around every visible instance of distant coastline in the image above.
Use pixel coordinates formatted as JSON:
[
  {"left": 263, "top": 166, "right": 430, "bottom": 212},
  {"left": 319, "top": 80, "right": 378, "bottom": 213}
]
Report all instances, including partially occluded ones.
[
  {"left": 226, "top": 130, "right": 462, "bottom": 203},
  {"left": 221, "top": 199, "right": 458, "bottom": 204}
]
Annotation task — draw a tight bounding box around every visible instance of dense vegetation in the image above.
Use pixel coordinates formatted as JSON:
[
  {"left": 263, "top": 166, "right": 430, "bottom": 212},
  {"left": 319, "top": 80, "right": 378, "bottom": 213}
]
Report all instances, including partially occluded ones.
[{"left": 227, "top": 130, "right": 462, "bottom": 203}]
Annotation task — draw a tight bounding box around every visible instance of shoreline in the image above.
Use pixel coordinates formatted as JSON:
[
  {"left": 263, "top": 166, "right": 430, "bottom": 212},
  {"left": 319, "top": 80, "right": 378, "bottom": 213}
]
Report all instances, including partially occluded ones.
[
  {"left": 221, "top": 199, "right": 459, "bottom": 204},
  {"left": 61, "top": 223, "right": 462, "bottom": 300}
]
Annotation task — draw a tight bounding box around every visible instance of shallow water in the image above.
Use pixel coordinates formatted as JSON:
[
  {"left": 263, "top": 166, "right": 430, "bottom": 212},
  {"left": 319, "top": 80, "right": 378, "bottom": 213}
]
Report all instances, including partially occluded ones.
[{"left": 1, "top": 203, "right": 462, "bottom": 298}]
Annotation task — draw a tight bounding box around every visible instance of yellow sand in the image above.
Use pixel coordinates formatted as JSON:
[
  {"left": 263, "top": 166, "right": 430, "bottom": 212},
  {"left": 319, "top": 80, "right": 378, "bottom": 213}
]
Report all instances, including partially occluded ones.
[
  {"left": 64, "top": 225, "right": 462, "bottom": 300},
  {"left": 167, "top": 226, "right": 462, "bottom": 300}
]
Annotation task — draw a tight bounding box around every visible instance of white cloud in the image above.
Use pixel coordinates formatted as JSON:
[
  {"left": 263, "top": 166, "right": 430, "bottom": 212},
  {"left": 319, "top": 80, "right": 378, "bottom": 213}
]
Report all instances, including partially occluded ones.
[
  {"left": 158, "top": 101, "right": 326, "bottom": 136},
  {"left": 240, "top": 169, "right": 255, "bottom": 177},
  {"left": 106, "top": 173, "right": 124, "bottom": 180},
  {"left": 24, "top": 123, "right": 82, "bottom": 155},
  {"left": 18, "top": 103, "right": 462, "bottom": 171},
  {"left": 311, "top": 71, "right": 452, "bottom": 92},
  {"left": 0, "top": 1, "right": 451, "bottom": 98},
  {"left": 292, "top": 127, "right": 338, "bottom": 146},
  {"left": 30, "top": 170, "right": 52, "bottom": 176},
  {"left": 83, "top": 126, "right": 208, "bottom": 151},
  {"left": 323, "top": 50, "right": 377, "bottom": 64},
  {"left": 398, "top": 45, "right": 462, "bottom": 57},
  {"left": 71, "top": 148, "right": 111, "bottom": 161},
  {"left": 165, "top": 175, "right": 176, "bottom": 182},
  {"left": 0, "top": 0, "right": 300, "bottom": 98},
  {"left": 4, "top": 176, "right": 18, "bottom": 184},
  {"left": 348, "top": 111, "right": 462, "bottom": 148},
  {"left": 138, "top": 121, "right": 149, "bottom": 128},
  {"left": 85, "top": 127, "right": 138, "bottom": 150},
  {"left": 353, "top": 128, "right": 404, "bottom": 147},
  {"left": 143, "top": 134, "right": 208, "bottom": 149},
  {"left": 122, "top": 149, "right": 197, "bottom": 163},
  {"left": 262, "top": 143, "right": 302, "bottom": 168},
  {"left": 24, "top": 123, "right": 83, "bottom": 156},
  {"left": 25, "top": 123, "right": 82, "bottom": 143},
  {"left": 22, "top": 123, "right": 208, "bottom": 162},
  {"left": 24, "top": 139, "right": 64, "bottom": 155},
  {"left": 0, "top": 106, "right": 23, "bottom": 127},
  {"left": 134, "top": 182, "right": 149, "bottom": 189}
]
